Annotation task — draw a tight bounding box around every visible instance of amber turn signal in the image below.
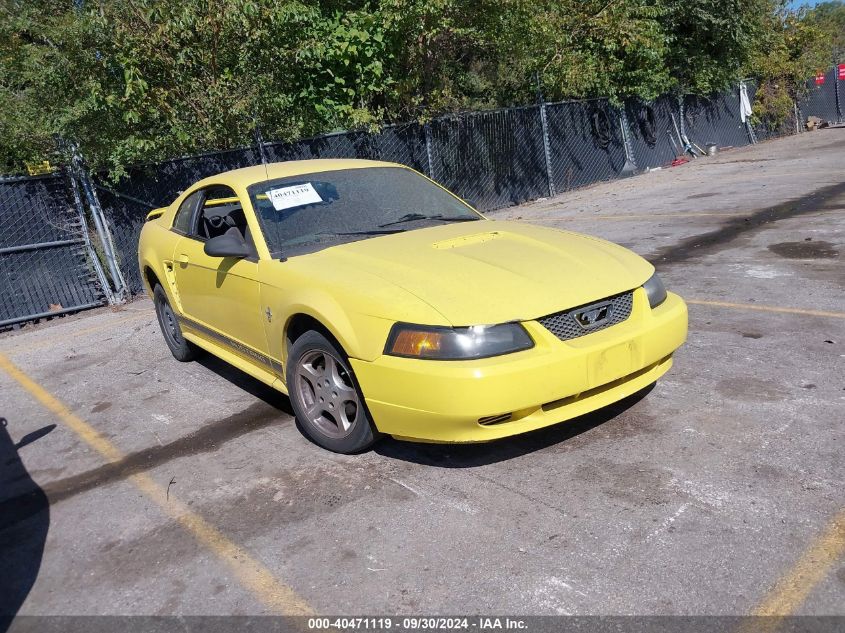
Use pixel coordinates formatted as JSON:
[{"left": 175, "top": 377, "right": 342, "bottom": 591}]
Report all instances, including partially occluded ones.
[{"left": 389, "top": 330, "right": 443, "bottom": 356}]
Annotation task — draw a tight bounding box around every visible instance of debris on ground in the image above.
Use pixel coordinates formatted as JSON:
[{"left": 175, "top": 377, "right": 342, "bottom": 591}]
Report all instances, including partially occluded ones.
[{"left": 805, "top": 116, "right": 829, "bottom": 131}]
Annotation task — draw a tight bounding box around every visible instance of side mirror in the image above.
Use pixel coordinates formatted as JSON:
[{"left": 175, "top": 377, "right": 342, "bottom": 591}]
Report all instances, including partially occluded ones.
[{"left": 204, "top": 233, "right": 251, "bottom": 258}]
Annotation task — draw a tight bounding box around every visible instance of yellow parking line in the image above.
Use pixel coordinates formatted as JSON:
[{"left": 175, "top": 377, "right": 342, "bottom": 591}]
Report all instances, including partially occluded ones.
[
  {"left": 687, "top": 299, "right": 845, "bottom": 319},
  {"left": 752, "top": 508, "right": 845, "bottom": 618},
  {"left": 0, "top": 351, "right": 313, "bottom": 616},
  {"left": 0, "top": 312, "right": 151, "bottom": 355}
]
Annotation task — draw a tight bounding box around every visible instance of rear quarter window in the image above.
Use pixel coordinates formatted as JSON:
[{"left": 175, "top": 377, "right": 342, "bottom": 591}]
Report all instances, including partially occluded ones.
[{"left": 173, "top": 191, "right": 203, "bottom": 234}]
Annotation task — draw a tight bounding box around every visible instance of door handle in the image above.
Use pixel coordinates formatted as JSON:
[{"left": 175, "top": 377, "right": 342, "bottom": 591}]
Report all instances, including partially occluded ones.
[{"left": 177, "top": 253, "right": 189, "bottom": 264}]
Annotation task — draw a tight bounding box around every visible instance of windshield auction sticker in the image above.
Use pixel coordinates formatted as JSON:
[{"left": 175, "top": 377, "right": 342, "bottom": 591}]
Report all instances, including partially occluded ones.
[{"left": 268, "top": 183, "right": 323, "bottom": 211}]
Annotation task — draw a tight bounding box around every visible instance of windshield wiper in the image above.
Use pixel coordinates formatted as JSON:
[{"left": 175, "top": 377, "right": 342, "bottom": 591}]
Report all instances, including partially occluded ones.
[
  {"left": 334, "top": 229, "right": 405, "bottom": 236},
  {"left": 378, "top": 213, "right": 480, "bottom": 228}
]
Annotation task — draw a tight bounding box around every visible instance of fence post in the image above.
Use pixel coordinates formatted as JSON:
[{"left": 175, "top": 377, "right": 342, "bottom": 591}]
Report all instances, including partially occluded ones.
[
  {"left": 537, "top": 101, "right": 556, "bottom": 198},
  {"left": 677, "top": 97, "right": 711, "bottom": 154},
  {"left": 618, "top": 108, "right": 637, "bottom": 176},
  {"left": 533, "top": 73, "right": 556, "bottom": 198},
  {"left": 67, "top": 169, "right": 115, "bottom": 305},
  {"left": 835, "top": 68, "right": 842, "bottom": 123},
  {"left": 794, "top": 101, "right": 802, "bottom": 134},
  {"left": 424, "top": 123, "right": 435, "bottom": 180},
  {"left": 69, "top": 144, "right": 127, "bottom": 302},
  {"left": 677, "top": 96, "right": 686, "bottom": 144}
]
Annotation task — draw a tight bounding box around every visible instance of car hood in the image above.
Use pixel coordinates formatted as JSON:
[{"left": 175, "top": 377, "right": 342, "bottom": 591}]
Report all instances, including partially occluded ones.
[{"left": 308, "top": 220, "right": 654, "bottom": 325}]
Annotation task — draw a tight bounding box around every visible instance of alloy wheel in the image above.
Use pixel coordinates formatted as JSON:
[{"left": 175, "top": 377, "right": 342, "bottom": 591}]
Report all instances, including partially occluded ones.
[{"left": 294, "top": 349, "right": 360, "bottom": 439}]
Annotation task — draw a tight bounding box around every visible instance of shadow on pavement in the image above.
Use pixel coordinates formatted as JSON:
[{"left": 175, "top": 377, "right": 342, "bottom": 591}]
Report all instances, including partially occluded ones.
[
  {"left": 375, "top": 384, "right": 654, "bottom": 467},
  {"left": 197, "top": 354, "right": 292, "bottom": 413},
  {"left": 0, "top": 417, "right": 52, "bottom": 632}
]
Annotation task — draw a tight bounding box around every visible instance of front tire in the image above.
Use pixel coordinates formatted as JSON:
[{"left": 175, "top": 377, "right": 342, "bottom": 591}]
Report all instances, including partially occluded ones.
[
  {"left": 287, "top": 331, "right": 379, "bottom": 453},
  {"left": 153, "top": 284, "right": 200, "bottom": 362}
]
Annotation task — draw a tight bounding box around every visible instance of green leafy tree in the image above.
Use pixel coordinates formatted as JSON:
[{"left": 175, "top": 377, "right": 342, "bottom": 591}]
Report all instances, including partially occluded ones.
[
  {"left": 747, "top": 1, "right": 832, "bottom": 129},
  {"left": 473, "top": 0, "right": 670, "bottom": 105},
  {"left": 0, "top": 1, "right": 105, "bottom": 172},
  {"left": 806, "top": 1, "right": 845, "bottom": 61},
  {"left": 0, "top": 0, "right": 841, "bottom": 175},
  {"left": 658, "top": 0, "right": 772, "bottom": 95}
]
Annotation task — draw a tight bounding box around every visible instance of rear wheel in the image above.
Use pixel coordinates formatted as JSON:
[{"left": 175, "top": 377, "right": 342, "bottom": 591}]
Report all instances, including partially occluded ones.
[
  {"left": 153, "top": 284, "right": 200, "bottom": 362},
  {"left": 287, "top": 330, "right": 379, "bottom": 453}
]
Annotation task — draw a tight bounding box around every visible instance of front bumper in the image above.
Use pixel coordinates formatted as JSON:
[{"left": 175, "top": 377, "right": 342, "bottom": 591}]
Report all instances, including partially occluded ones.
[{"left": 350, "top": 289, "right": 688, "bottom": 443}]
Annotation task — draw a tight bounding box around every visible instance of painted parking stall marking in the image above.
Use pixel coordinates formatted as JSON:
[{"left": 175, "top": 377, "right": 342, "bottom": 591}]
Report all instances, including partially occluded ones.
[
  {"left": 686, "top": 299, "right": 845, "bottom": 320},
  {"left": 0, "top": 351, "right": 314, "bottom": 616}
]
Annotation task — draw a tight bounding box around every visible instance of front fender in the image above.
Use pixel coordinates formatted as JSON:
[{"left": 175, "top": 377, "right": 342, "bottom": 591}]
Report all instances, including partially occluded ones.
[{"left": 261, "top": 284, "right": 395, "bottom": 366}]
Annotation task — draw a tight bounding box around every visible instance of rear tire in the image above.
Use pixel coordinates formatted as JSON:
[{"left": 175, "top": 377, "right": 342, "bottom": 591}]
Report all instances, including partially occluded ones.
[
  {"left": 153, "top": 284, "right": 200, "bottom": 362},
  {"left": 287, "top": 330, "right": 379, "bottom": 453}
]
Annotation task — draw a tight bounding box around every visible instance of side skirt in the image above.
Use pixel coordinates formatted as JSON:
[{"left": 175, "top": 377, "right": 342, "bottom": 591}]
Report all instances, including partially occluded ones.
[{"left": 178, "top": 317, "right": 288, "bottom": 395}]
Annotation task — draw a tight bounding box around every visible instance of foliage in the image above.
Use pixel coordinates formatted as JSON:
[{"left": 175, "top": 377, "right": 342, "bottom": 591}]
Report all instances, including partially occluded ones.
[
  {"left": 661, "top": 0, "right": 771, "bottom": 94},
  {"left": 0, "top": 1, "right": 105, "bottom": 173},
  {"left": 747, "top": 1, "right": 832, "bottom": 129},
  {"left": 807, "top": 1, "right": 845, "bottom": 62},
  {"left": 486, "top": 1, "right": 671, "bottom": 105},
  {"left": 0, "top": 0, "right": 840, "bottom": 175}
]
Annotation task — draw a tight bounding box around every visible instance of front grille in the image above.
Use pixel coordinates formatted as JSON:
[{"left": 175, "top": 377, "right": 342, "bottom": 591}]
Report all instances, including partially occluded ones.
[{"left": 537, "top": 291, "right": 634, "bottom": 341}]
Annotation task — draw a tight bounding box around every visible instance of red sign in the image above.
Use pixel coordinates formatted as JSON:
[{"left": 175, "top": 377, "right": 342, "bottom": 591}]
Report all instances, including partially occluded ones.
[
  {"left": 839, "top": 64, "right": 845, "bottom": 80},
  {"left": 815, "top": 72, "right": 826, "bottom": 85}
]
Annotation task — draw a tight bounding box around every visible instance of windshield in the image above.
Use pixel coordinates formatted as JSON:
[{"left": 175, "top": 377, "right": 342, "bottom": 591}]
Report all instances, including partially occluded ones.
[{"left": 247, "top": 167, "right": 481, "bottom": 257}]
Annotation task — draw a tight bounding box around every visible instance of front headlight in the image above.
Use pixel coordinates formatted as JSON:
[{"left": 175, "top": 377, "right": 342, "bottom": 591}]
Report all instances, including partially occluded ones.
[
  {"left": 385, "top": 322, "right": 534, "bottom": 360},
  {"left": 643, "top": 272, "right": 667, "bottom": 308}
]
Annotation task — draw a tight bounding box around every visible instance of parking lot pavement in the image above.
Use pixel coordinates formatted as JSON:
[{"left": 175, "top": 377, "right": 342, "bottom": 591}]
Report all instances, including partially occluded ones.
[{"left": 1, "top": 128, "right": 843, "bottom": 618}]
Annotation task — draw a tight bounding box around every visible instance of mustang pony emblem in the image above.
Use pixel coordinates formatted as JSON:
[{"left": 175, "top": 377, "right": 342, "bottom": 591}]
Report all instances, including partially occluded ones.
[{"left": 575, "top": 301, "right": 613, "bottom": 329}]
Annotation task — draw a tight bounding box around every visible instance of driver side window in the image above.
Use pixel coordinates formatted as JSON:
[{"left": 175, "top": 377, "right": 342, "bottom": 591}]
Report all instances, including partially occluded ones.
[
  {"left": 179, "top": 185, "right": 258, "bottom": 258},
  {"left": 195, "top": 185, "right": 246, "bottom": 241}
]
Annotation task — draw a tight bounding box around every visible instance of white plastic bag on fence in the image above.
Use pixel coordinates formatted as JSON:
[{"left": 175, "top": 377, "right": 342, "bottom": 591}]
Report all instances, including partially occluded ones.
[{"left": 739, "top": 82, "right": 753, "bottom": 123}]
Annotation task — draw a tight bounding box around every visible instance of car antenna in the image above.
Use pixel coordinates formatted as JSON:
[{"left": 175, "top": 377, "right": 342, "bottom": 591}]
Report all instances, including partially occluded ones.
[
  {"left": 254, "top": 117, "right": 270, "bottom": 182},
  {"left": 254, "top": 117, "right": 286, "bottom": 261}
]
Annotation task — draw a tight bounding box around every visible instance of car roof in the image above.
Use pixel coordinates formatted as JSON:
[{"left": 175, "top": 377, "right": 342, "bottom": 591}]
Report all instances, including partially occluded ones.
[{"left": 192, "top": 158, "right": 405, "bottom": 191}]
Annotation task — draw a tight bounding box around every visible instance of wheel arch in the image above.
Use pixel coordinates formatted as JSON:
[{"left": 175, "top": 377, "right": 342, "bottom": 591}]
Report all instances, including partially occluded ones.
[
  {"left": 283, "top": 312, "right": 382, "bottom": 452},
  {"left": 143, "top": 265, "right": 161, "bottom": 295},
  {"left": 265, "top": 283, "right": 395, "bottom": 367},
  {"left": 284, "top": 313, "right": 345, "bottom": 357}
]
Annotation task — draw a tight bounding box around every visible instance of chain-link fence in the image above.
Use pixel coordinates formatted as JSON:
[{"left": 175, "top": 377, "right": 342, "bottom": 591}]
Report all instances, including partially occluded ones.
[
  {"left": 625, "top": 96, "right": 683, "bottom": 170},
  {"left": 545, "top": 99, "right": 627, "bottom": 193},
  {"left": 428, "top": 106, "right": 549, "bottom": 210},
  {"left": 0, "top": 173, "right": 108, "bottom": 327},
  {"left": 265, "top": 122, "right": 429, "bottom": 169},
  {"left": 3, "top": 67, "right": 844, "bottom": 325},
  {"left": 799, "top": 67, "right": 841, "bottom": 124},
  {"left": 684, "top": 91, "right": 756, "bottom": 148}
]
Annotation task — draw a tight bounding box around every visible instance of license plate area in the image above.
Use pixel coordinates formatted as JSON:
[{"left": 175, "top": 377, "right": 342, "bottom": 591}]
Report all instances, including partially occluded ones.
[{"left": 588, "top": 341, "right": 636, "bottom": 387}]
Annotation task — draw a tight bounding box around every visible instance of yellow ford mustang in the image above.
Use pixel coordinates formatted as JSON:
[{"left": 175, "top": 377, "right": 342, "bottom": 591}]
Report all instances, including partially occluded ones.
[{"left": 138, "top": 159, "right": 687, "bottom": 453}]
